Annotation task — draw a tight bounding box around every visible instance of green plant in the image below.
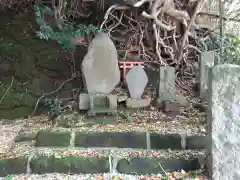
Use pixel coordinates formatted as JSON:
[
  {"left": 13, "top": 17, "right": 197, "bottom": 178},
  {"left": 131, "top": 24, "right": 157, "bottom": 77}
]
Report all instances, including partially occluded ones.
[
  {"left": 225, "top": 36, "right": 240, "bottom": 64},
  {"left": 34, "top": 5, "right": 104, "bottom": 51},
  {"left": 5, "top": 175, "right": 14, "bottom": 180},
  {"left": 43, "top": 97, "right": 64, "bottom": 118},
  {"left": 199, "top": 31, "right": 240, "bottom": 64}
]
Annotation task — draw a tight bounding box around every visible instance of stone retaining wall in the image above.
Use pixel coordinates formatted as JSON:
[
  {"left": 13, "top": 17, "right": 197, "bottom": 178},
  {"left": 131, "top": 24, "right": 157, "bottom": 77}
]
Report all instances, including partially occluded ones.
[
  {"left": 0, "top": 155, "right": 201, "bottom": 176},
  {"left": 31, "top": 131, "right": 208, "bottom": 150},
  {"left": 7, "top": 131, "right": 208, "bottom": 177}
]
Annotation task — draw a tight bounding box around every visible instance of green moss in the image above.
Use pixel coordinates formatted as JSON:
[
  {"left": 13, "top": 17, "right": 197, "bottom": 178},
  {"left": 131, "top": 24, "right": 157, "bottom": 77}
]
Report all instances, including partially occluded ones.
[
  {"left": 0, "top": 12, "right": 59, "bottom": 59},
  {"left": 0, "top": 11, "right": 62, "bottom": 119},
  {"left": 0, "top": 159, "right": 7, "bottom": 164},
  {"left": 35, "top": 131, "right": 71, "bottom": 147},
  {"left": 30, "top": 155, "right": 109, "bottom": 173},
  {"left": 0, "top": 107, "right": 32, "bottom": 119},
  {"left": 0, "top": 78, "right": 36, "bottom": 107}
]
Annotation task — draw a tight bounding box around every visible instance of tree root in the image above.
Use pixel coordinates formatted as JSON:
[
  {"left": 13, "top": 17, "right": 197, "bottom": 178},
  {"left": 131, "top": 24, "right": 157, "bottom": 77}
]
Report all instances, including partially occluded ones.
[{"left": 99, "top": 0, "right": 213, "bottom": 78}]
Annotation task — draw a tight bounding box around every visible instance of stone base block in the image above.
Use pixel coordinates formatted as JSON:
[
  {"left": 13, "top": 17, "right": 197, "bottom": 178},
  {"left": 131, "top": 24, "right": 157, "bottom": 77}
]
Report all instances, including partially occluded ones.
[
  {"left": 87, "top": 94, "right": 118, "bottom": 116},
  {"left": 108, "top": 94, "right": 118, "bottom": 109},
  {"left": 126, "top": 98, "right": 150, "bottom": 108},
  {"left": 155, "top": 98, "right": 182, "bottom": 118},
  {"left": 156, "top": 93, "right": 189, "bottom": 108},
  {"left": 78, "top": 93, "right": 90, "bottom": 110},
  {"left": 117, "top": 95, "right": 128, "bottom": 102},
  {"left": 79, "top": 94, "right": 118, "bottom": 112}
]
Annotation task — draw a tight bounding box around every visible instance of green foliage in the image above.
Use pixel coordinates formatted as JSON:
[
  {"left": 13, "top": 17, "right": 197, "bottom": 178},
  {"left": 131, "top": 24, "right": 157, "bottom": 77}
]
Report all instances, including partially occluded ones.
[
  {"left": 5, "top": 175, "right": 14, "bottom": 180},
  {"left": 199, "top": 32, "right": 240, "bottom": 64},
  {"left": 126, "top": 115, "right": 133, "bottom": 122},
  {"left": 34, "top": 5, "right": 104, "bottom": 51},
  {"left": 225, "top": 36, "right": 240, "bottom": 64},
  {"left": 43, "top": 97, "right": 64, "bottom": 118}
]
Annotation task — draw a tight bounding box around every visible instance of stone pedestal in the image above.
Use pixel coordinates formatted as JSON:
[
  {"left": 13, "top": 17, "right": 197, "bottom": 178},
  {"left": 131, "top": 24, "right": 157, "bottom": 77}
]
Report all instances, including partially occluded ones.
[
  {"left": 207, "top": 64, "right": 240, "bottom": 180},
  {"left": 88, "top": 94, "right": 117, "bottom": 116},
  {"left": 78, "top": 93, "right": 117, "bottom": 116},
  {"left": 79, "top": 93, "right": 90, "bottom": 110},
  {"left": 199, "top": 51, "right": 215, "bottom": 100}
]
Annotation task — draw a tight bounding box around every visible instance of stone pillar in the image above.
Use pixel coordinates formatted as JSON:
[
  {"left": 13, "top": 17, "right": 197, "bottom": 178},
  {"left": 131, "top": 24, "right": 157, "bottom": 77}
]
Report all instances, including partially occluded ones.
[
  {"left": 158, "top": 66, "right": 175, "bottom": 101},
  {"left": 207, "top": 64, "right": 240, "bottom": 180},
  {"left": 199, "top": 51, "right": 215, "bottom": 99}
]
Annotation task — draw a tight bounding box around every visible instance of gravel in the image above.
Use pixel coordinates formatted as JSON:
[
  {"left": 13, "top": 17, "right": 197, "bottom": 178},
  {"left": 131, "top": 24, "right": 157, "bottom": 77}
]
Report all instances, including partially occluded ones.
[
  {"left": 0, "top": 172, "right": 208, "bottom": 180},
  {"left": 3, "top": 140, "right": 206, "bottom": 160},
  {"left": 0, "top": 119, "right": 26, "bottom": 155},
  {"left": 20, "top": 109, "right": 206, "bottom": 136}
]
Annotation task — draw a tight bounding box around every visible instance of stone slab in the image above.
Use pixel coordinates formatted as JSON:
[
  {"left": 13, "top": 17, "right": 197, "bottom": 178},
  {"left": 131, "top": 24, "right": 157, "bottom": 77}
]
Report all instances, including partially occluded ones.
[
  {"left": 126, "top": 98, "right": 150, "bottom": 108},
  {"left": 117, "top": 157, "right": 200, "bottom": 174},
  {"left": 81, "top": 32, "right": 120, "bottom": 93},
  {"left": 30, "top": 155, "right": 109, "bottom": 174},
  {"left": 15, "top": 131, "right": 38, "bottom": 142},
  {"left": 0, "top": 155, "right": 201, "bottom": 176},
  {"left": 208, "top": 64, "right": 240, "bottom": 180},
  {"left": 0, "top": 157, "right": 28, "bottom": 176},
  {"left": 74, "top": 132, "right": 147, "bottom": 149},
  {"left": 185, "top": 135, "right": 209, "bottom": 149},
  {"left": 125, "top": 66, "right": 148, "bottom": 99},
  {"left": 150, "top": 133, "right": 182, "bottom": 149},
  {"left": 199, "top": 51, "right": 215, "bottom": 99},
  {"left": 33, "top": 131, "right": 207, "bottom": 150},
  {"left": 35, "top": 131, "right": 71, "bottom": 147}
]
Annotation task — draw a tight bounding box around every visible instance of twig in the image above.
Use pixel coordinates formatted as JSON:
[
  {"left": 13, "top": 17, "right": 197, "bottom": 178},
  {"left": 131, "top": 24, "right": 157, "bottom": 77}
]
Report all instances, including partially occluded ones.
[
  {"left": 158, "top": 162, "right": 168, "bottom": 176},
  {"left": 28, "top": 22, "right": 37, "bottom": 33},
  {"left": 100, "top": 5, "right": 129, "bottom": 29},
  {"left": 142, "top": 11, "right": 175, "bottom": 31},
  {"left": 31, "top": 77, "right": 74, "bottom": 117},
  {"left": 60, "top": 88, "right": 80, "bottom": 101},
  {"left": 107, "top": 11, "right": 124, "bottom": 35},
  {"left": 68, "top": 52, "right": 77, "bottom": 77},
  {"left": 138, "top": 23, "right": 152, "bottom": 61},
  {"left": 0, "top": 76, "right": 14, "bottom": 105},
  {"left": 100, "top": 5, "right": 117, "bottom": 29},
  {"left": 187, "top": 44, "right": 201, "bottom": 53}
]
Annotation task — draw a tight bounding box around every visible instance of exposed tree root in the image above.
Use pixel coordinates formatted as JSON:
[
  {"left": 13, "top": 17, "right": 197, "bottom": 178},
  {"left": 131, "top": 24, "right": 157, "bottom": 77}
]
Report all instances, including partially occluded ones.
[{"left": 98, "top": 0, "right": 213, "bottom": 78}]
